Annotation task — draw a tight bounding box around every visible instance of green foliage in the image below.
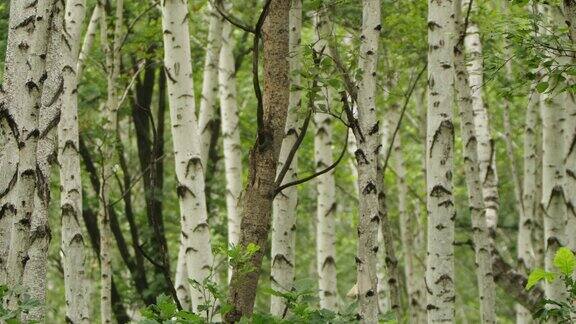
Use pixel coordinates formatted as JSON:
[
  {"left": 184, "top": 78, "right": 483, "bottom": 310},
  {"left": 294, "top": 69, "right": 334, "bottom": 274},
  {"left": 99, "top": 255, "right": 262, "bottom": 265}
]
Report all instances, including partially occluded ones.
[
  {"left": 526, "top": 247, "right": 576, "bottom": 322},
  {"left": 140, "top": 294, "right": 203, "bottom": 324},
  {"left": 0, "top": 285, "right": 41, "bottom": 324}
]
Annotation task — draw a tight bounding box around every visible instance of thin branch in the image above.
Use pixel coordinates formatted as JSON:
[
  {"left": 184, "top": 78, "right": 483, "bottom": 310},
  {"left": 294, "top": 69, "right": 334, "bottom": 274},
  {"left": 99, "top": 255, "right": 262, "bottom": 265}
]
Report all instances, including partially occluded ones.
[
  {"left": 382, "top": 63, "right": 427, "bottom": 175},
  {"left": 211, "top": 0, "right": 255, "bottom": 34},
  {"left": 254, "top": 0, "right": 273, "bottom": 136},
  {"left": 275, "top": 127, "right": 349, "bottom": 197},
  {"left": 274, "top": 109, "right": 312, "bottom": 188},
  {"left": 137, "top": 243, "right": 182, "bottom": 310}
]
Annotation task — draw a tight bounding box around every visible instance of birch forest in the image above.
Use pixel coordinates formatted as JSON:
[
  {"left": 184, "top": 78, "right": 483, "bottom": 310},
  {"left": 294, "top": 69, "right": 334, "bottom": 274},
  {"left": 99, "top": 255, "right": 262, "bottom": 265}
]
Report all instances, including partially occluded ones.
[{"left": 3, "top": 0, "right": 576, "bottom": 323}]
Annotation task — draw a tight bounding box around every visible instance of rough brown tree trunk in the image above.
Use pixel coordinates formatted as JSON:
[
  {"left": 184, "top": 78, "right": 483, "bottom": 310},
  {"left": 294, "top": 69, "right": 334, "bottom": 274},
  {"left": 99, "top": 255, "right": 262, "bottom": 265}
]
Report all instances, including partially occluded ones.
[{"left": 226, "top": 0, "right": 291, "bottom": 321}]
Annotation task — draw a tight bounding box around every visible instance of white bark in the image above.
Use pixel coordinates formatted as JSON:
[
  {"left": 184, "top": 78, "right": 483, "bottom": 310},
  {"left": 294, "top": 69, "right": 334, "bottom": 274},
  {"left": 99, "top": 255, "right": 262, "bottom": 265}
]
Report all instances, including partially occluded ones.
[
  {"left": 454, "top": 3, "right": 496, "bottom": 321},
  {"left": 76, "top": 5, "right": 100, "bottom": 79},
  {"left": 59, "top": 1, "right": 90, "bottom": 322},
  {"left": 198, "top": 6, "right": 223, "bottom": 166},
  {"left": 540, "top": 79, "right": 568, "bottom": 303},
  {"left": 270, "top": 0, "right": 302, "bottom": 316},
  {"left": 98, "top": 0, "right": 123, "bottom": 321},
  {"left": 4, "top": 0, "right": 51, "bottom": 310},
  {"left": 464, "top": 12, "right": 499, "bottom": 234},
  {"left": 517, "top": 80, "right": 540, "bottom": 324},
  {"left": 161, "top": 0, "right": 216, "bottom": 316},
  {"left": 426, "top": 0, "right": 456, "bottom": 321},
  {"left": 20, "top": 0, "right": 68, "bottom": 321},
  {"left": 354, "top": 1, "right": 381, "bottom": 322},
  {"left": 218, "top": 20, "right": 242, "bottom": 257},
  {"left": 175, "top": 240, "right": 192, "bottom": 310},
  {"left": 313, "top": 94, "right": 338, "bottom": 311},
  {"left": 390, "top": 104, "right": 420, "bottom": 322}
]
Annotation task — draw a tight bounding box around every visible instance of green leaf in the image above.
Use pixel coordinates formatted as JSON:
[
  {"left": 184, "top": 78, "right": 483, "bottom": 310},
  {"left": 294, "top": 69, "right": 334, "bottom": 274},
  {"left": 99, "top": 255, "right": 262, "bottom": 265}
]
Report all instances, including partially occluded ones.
[
  {"left": 536, "top": 82, "right": 549, "bottom": 93},
  {"left": 553, "top": 247, "right": 576, "bottom": 275},
  {"left": 526, "top": 268, "right": 555, "bottom": 290}
]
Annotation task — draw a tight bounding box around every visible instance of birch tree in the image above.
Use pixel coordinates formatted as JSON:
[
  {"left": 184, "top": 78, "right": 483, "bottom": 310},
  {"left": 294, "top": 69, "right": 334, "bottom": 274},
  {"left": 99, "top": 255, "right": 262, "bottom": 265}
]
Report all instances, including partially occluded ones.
[
  {"left": 4, "top": 0, "right": 51, "bottom": 310},
  {"left": 161, "top": 0, "right": 216, "bottom": 315},
  {"left": 271, "top": 0, "right": 302, "bottom": 315},
  {"left": 454, "top": 2, "right": 496, "bottom": 321},
  {"left": 540, "top": 76, "right": 568, "bottom": 302},
  {"left": 353, "top": 0, "right": 381, "bottom": 321},
  {"left": 19, "top": 0, "right": 68, "bottom": 321},
  {"left": 198, "top": 6, "right": 223, "bottom": 166},
  {"left": 426, "top": 0, "right": 456, "bottom": 321},
  {"left": 517, "top": 80, "right": 540, "bottom": 323},
  {"left": 98, "top": 0, "right": 123, "bottom": 321},
  {"left": 219, "top": 19, "right": 242, "bottom": 256},
  {"left": 463, "top": 1, "right": 499, "bottom": 236},
  {"left": 59, "top": 0, "right": 90, "bottom": 321},
  {"left": 310, "top": 8, "right": 339, "bottom": 312}
]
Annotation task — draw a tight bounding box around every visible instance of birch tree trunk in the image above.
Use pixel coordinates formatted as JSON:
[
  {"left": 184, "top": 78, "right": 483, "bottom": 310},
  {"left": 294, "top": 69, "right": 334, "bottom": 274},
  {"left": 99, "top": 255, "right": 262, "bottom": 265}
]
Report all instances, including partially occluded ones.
[
  {"left": 161, "top": 0, "right": 216, "bottom": 316},
  {"left": 540, "top": 76, "right": 568, "bottom": 303},
  {"left": 463, "top": 6, "right": 499, "bottom": 235},
  {"left": 310, "top": 8, "right": 339, "bottom": 312},
  {"left": 517, "top": 79, "right": 540, "bottom": 324},
  {"left": 313, "top": 91, "right": 339, "bottom": 312},
  {"left": 219, "top": 19, "right": 242, "bottom": 258},
  {"left": 354, "top": 1, "right": 381, "bottom": 322},
  {"left": 454, "top": 3, "right": 496, "bottom": 321},
  {"left": 175, "top": 240, "right": 191, "bottom": 310},
  {"left": 58, "top": 0, "right": 90, "bottom": 321},
  {"left": 270, "top": 0, "right": 302, "bottom": 316},
  {"left": 98, "top": 0, "right": 123, "bottom": 321},
  {"left": 426, "top": 0, "right": 456, "bottom": 321},
  {"left": 4, "top": 0, "right": 51, "bottom": 310},
  {"left": 198, "top": 6, "right": 223, "bottom": 166},
  {"left": 20, "top": 0, "right": 68, "bottom": 321},
  {"left": 226, "top": 1, "right": 291, "bottom": 320},
  {"left": 390, "top": 103, "right": 421, "bottom": 322},
  {"left": 76, "top": 5, "right": 100, "bottom": 80}
]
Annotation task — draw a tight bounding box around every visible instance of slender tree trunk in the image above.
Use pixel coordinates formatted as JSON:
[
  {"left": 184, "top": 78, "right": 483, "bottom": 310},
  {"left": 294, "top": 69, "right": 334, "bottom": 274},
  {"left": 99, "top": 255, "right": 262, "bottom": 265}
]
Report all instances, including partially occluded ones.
[
  {"left": 77, "top": 5, "right": 100, "bottom": 80},
  {"left": 454, "top": 3, "right": 496, "bottom": 321},
  {"left": 18, "top": 1, "right": 66, "bottom": 321},
  {"left": 562, "top": 1, "right": 576, "bottom": 252},
  {"left": 4, "top": 0, "right": 51, "bottom": 310},
  {"left": 463, "top": 5, "right": 499, "bottom": 236},
  {"left": 426, "top": 0, "right": 456, "bottom": 321},
  {"left": 312, "top": 90, "right": 339, "bottom": 310},
  {"left": 353, "top": 1, "right": 381, "bottom": 322},
  {"left": 390, "top": 103, "right": 421, "bottom": 322},
  {"left": 218, "top": 18, "right": 243, "bottom": 279},
  {"left": 540, "top": 73, "right": 568, "bottom": 303},
  {"left": 58, "top": 0, "right": 90, "bottom": 322},
  {"left": 98, "top": 0, "right": 123, "bottom": 321},
  {"left": 161, "top": 0, "right": 216, "bottom": 316},
  {"left": 378, "top": 81, "right": 402, "bottom": 319},
  {"left": 226, "top": 1, "right": 291, "bottom": 321},
  {"left": 311, "top": 7, "right": 339, "bottom": 313},
  {"left": 270, "top": 0, "right": 302, "bottom": 316},
  {"left": 517, "top": 79, "right": 540, "bottom": 324},
  {"left": 198, "top": 5, "right": 223, "bottom": 166},
  {"left": 175, "top": 239, "right": 191, "bottom": 310}
]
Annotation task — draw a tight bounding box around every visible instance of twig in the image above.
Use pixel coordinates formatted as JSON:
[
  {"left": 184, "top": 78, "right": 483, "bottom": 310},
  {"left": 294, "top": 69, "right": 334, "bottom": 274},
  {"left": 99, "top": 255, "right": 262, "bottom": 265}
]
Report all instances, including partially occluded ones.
[
  {"left": 382, "top": 63, "right": 427, "bottom": 175},
  {"left": 275, "top": 127, "right": 349, "bottom": 196},
  {"left": 211, "top": 0, "right": 255, "bottom": 34},
  {"left": 138, "top": 243, "right": 182, "bottom": 310}
]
